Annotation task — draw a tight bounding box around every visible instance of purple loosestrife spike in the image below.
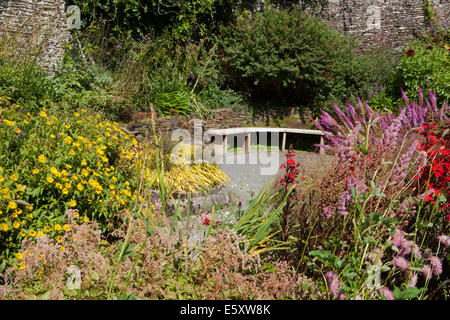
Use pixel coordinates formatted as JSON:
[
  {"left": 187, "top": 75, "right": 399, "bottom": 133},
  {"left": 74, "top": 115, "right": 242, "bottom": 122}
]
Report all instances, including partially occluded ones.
[
  {"left": 393, "top": 256, "right": 410, "bottom": 271},
  {"left": 438, "top": 235, "right": 450, "bottom": 247},
  {"left": 333, "top": 103, "right": 354, "bottom": 130},
  {"left": 322, "top": 206, "right": 332, "bottom": 219},
  {"left": 430, "top": 256, "right": 443, "bottom": 276},
  {"left": 418, "top": 87, "right": 424, "bottom": 106},
  {"left": 401, "top": 88, "right": 410, "bottom": 106},
  {"left": 408, "top": 272, "right": 418, "bottom": 288},
  {"left": 380, "top": 286, "right": 395, "bottom": 300},
  {"left": 325, "top": 271, "right": 340, "bottom": 298},
  {"left": 422, "top": 265, "right": 432, "bottom": 280},
  {"left": 391, "top": 140, "right": 419, "bottom": 182}
]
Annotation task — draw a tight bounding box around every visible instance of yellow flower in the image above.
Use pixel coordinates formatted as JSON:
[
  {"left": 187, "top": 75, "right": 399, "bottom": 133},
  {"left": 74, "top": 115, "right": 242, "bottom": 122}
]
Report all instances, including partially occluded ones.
[
  {"left": 15, "top": 128, "right": 21, "bottom": 134},
  {"left": 76, "top": 183, "right": 84, "bottom": 191},
  {"left": 56, "top": 235, "right": 63, "bottom": 243},
  {"left": 32, "top": 168, "right": 40, "bottom": 174},
  {"left": 62, "top": 188, "right": 69, "bottom": 195},
  {"left": 54, "top": 224, "right": 62, "bottom": 231},
  {"left": 63, "top": 224, "right": 71, "bottom": 232},
  {"left": 25, "top": 205, "right": 33, "bottom": 211},
  {"left": 16, "top": 252, "right": 23, "bottom": 260},
  {"left": 10, "top": 173, "right": 18, "bottom": 181},
  {"left": 38, "top": 155, "right": 47, "bottom": 163},
  {"left": 3, "top": 119, "right": 14, "bottom": 127},
  {"left": 74, "top": 112, "right": 80, "bottom": 117},
  {"left": 19, "top": 231, "right": 26, "bottom": 237},
  {"left": 83, "top": 216, "right": 89, "bottom": 223},
  {"left": 37, "top": 231, "right": 45, "bottom": 237},
  {"left": 69, "top": 199, "right": 77, "bottom": 207},
  {"left": 1, "top": 223, "right": 9, "bottom": 232},
  {"left": 55, "top": 182, "right": 63, "bottom": 189},
  {"left": 39, "top": 111, "right": 47, "bottom": 118},
  {"left": 16, "top": 184, "right": 25, "bottom": 192},
  {"left": 44, "top": 226, "right": 52, "bottom": 233},
  {"left": 28, "top": 213, "right": 33, "bottom": 219},
  {"left": 69, "top": 149, "right": 76, "bottom": 156},
  {"left": 66, "top": 164, "right": 72, "bottom": 169},
  {"left": 23, "top": 119, "right": 29, "bottom": 124},
  {"left": 8, "top": 201, "right": 17, "bottom": 210},
  {"left": 13, "top": 220, "right": 20, "bottom": 229},
  {"left": 73, "top": 211, "right": 79, "bottom": 218},
  {"left": 81, "top": 160, "right": 87, "bottom": 166},
  {"left": 19, "top": 262, "right": 26, "bottom": 270},
  {"left": 50, "top": 134, "right": 56, "bottom": 139},
  {"left": 59, "top": 246, "right": 65, "bottom": 252},
  {"left": 46, "top": 176, "right": 54, "bottom": 183},
  {"left": 29, "top": 230, "right": 36, "bottom": 237},
  {"left": 0, "top": 176, "right": 3, "bottom": 183}
]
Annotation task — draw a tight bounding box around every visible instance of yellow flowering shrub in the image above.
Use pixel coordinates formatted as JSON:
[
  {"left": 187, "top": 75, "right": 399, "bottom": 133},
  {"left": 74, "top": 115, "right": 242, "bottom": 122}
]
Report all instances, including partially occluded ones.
[{"left": 0, "top": 96, "right": 137, "bottom": 266}]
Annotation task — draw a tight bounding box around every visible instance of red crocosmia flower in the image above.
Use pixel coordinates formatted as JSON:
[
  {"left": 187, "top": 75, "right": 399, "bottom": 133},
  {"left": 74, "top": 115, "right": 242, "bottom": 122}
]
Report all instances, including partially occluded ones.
[
  {"left": 202, "top": 217, "right": 210, "bottom": 226},
  {"left": 406, "top": 49, "right": 415, "bottom": 56}
]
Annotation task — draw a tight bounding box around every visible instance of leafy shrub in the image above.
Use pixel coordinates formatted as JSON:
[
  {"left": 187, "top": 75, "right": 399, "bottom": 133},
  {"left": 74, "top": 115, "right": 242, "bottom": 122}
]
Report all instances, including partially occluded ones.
[
  {"left": 392, "top": 40, "right": 450, "bottom": 105},
  {"left": 219, "top": 6, "right": 398, "bottom": 114}
]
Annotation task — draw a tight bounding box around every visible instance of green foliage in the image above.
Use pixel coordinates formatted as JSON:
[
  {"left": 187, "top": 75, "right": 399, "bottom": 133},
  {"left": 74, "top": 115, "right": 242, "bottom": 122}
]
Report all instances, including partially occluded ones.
[
  {"left": 219, "top": 6, "right": 396, "bottom": 114},
  {"left": 392, "top": 41, "right": 450, "bottom": 104},
  {"left": 0, "top": 59, "right": 58, "bottom": 113}
]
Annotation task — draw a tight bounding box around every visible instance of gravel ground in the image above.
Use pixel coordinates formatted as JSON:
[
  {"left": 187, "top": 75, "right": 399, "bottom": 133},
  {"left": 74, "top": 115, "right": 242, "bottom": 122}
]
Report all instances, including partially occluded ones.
[{"left": 218, "top": 150, "right": 334, "bottom": 209}]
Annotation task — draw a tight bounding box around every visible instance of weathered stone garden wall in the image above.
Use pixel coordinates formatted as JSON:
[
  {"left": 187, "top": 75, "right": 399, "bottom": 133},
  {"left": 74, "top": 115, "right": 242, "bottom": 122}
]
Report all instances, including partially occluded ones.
[
  {"left": 0, "top": 0, "right": 70, "bottom": 71},
  {"left": 0, "top": 1, "right": 448, "bottom": 70},
  {"left": 322, "top": 0, "right": 449, "bottom": 49}
]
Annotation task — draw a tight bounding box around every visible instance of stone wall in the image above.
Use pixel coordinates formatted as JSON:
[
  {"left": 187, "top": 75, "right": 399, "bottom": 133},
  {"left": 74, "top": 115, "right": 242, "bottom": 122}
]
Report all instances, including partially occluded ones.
[
  {"left": 0, "top": 0, "right": 70, "bottom": 71},
  {"left": 322, "top": 0, "right": 449, "bottom": 49}
]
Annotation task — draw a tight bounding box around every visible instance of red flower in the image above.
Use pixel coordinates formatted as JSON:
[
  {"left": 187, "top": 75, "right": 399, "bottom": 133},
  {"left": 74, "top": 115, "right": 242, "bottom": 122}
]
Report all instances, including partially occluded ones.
[
  {"left": 406, "top": 49, "right": 415, "bottom": 56},
  {"left": 202, "top": 217, "right": 210, "bottom": 226}
]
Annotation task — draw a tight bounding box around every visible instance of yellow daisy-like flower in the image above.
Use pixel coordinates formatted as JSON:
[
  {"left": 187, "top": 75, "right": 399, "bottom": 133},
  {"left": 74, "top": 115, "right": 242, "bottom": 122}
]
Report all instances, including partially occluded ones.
[
  {"left": 63, "top": 224, "right": 71, "bottom": 232},
  {"left": 3, "top": 119, "right": 14, "bottom": 127},
  {"left": 10, "top": 173, "right": 18, "bottom": 181},
  {"left": 19, "top": 262, "right": 26, "bottom": 270},
  {"left": 29, "top": 230, "right": 37, "bottom": 237},
  {"left": 73, "top": 211, "right": 79, "bottom": 218},
  {"left": 39, "top": 111, "right": 47, "bottom": 118},
  {"left": 15, "top": 128, "right": 21, "bottom": 134},
  {"left": 55, "top": 182, "right": 63, "bottom": 190},
  {"left": 56, "top": 235, "right": 63, "bottom": 243},
  {"left": 50, "top": 134, "right": 56, "bottom": 139},
  {"left": 54, "top": 224, "right": 62, "bottom": 231},
  {"left": 28, "top": 213, "right": 33, "bottom": 219},
  {"left": 16, "top": 184, "right": 25, "bottom": 192},
  {"left": 44, "top": 226, "right": 52, "bottom": 233},
  {"left": 0, "top": 210, "right": 2, "bottom": 215},
  {"left": 37, "top": 231, "right": 45, "bottom": 237},
  {"left": 13, "top": 220, "right": 20, "bottom": 229},
  {"left": 69, "top": 199, "right": 77, "bottom": 207},
  {"left": 19, "top": 231, "right": 26, "bottom": 237},
  {"left": 74, "top": 112, "right": 80, "bottom": 117},
  {"left": 23, "top": 119, "right": 29, "bottom": 124},
  {"left": 38, "top": 155, "right": 47, "bottom": 163},
  {"left": 46, "top": 176, "right": 54, "bottom": 183},
  {"left": 1, "top": 223, "right": 9, "bottom": 232},
  {"left": 81, "top": 160, "right": 87, "bottom": 166},
  {"left": 15, "top": 252, "right": 23, "bottom": 260},
  {"left": 62, "top": 188, "right": 69, "bottom": 195},
  {"left": 83, "top": 216, "right": 89, "bottom": 223},
  {"left": 69, "top": 149, "right": 76, "bottom": 156},
  {"left": 32, "top": 168, "right": 40, "bottom": 174},
  {"left": 76, "top": 183, "right": 84, "bottom": 191},
  {"left": 66, "top": 164, "right": 72, "bottom": 169},
  {"left": 8, "top": 201, "right": 17, "bottom": 210},
  {"left": 25, "top": 205, "right": 33, "bottom": 211},
  {"left": 59, "top": 246, "right": 65, "bottom": 252}
]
